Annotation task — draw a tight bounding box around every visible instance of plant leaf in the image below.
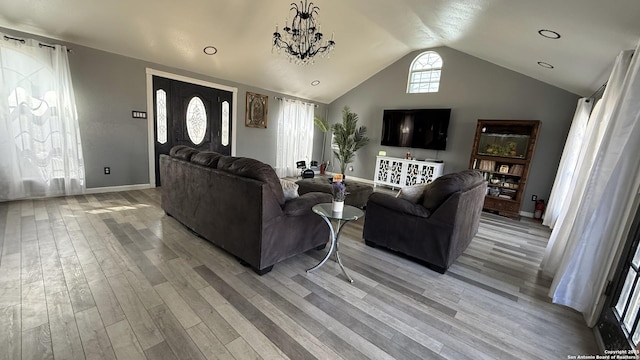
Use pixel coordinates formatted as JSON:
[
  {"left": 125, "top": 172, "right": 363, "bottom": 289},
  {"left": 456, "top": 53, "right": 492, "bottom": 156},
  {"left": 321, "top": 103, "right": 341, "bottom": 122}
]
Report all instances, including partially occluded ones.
[{"left": 314, "top": 116, "right": 329, "bottom": 132}]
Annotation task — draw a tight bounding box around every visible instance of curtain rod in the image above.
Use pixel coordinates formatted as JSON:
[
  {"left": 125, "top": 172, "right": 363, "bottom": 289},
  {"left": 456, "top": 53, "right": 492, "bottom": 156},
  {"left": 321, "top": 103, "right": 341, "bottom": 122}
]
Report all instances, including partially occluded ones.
[
  {"left": 3, "top": 35, "right": 73, "bottom": 52},
  {"left": 274, "top": 96, "right": 319, "bottom": 108},
  {"left": 586, "top": 83, "right": 607, "bottom": 102},
  {"left": 586, "top": 49, "right": 636, "bottom": 102}
]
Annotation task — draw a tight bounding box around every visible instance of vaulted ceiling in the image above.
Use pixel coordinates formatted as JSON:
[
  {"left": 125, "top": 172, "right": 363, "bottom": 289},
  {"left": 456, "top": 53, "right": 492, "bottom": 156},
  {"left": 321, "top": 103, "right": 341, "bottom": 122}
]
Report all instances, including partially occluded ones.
[{"left": 1, "top": 0, "right": 639, "bottom": 103}]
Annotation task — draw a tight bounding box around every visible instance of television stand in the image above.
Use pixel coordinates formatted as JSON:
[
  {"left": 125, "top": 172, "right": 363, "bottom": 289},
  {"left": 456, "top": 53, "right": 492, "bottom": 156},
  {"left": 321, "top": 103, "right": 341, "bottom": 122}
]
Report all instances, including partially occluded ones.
[{"left": 373, "top": 156, "right": 444, "bottom": 189}]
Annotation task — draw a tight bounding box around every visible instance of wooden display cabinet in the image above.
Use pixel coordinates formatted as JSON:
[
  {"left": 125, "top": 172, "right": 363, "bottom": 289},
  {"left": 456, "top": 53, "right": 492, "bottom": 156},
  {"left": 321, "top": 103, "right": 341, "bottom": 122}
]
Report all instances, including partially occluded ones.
[{"left": 469, "top": 119, "right": 540, "bottom": 219}]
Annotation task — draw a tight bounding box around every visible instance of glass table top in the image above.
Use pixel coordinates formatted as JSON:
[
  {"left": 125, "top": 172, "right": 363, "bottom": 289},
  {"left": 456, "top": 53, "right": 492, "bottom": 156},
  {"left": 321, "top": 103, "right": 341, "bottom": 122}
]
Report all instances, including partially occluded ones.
[{"left": 312, "top": 203, "right": 364, "bottom": 221}]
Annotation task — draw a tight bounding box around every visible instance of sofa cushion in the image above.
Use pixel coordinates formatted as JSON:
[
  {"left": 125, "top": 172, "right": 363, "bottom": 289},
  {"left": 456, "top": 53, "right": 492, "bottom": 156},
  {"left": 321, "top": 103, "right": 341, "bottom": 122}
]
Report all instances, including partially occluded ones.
[
  {"left": 370, "top": 192, "right": 431, "bottom": 218},
  {"left": 280, "top": 179, "right": 299, "bottom": 201},
  {"left": 396, "top": 183, "right": 429, "bottom": 203},
  {"left": 169, "top": 145, "right": 199, "bottom": 161},
  {"left": 220, "top": 157, "right": 286, "bottom": 205},
  {"left": 191, "top": 151, "right": 223, "bottom": 168},
  {"left": 422, "top": 170, "right": 483, "bottom": 211},
  {"left": 217, "top": 156, "right": 242, "bottom": 169}
]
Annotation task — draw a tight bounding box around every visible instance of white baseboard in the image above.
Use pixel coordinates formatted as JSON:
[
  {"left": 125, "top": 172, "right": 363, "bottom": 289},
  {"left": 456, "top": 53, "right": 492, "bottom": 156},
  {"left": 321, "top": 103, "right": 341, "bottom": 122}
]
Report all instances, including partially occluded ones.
[
  {"left": 84, "top": 183, "right": 153, "bottom": 195},
  {"left": 520, "top": 211, "right": 534, "bottom": 218}
]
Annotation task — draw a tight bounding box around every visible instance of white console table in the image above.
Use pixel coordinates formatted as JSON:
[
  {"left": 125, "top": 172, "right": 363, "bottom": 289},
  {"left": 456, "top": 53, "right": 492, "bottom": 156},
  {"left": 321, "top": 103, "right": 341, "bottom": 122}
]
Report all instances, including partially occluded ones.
[{"left": 374, "top": 156, "right": 444, "bottom": 189}]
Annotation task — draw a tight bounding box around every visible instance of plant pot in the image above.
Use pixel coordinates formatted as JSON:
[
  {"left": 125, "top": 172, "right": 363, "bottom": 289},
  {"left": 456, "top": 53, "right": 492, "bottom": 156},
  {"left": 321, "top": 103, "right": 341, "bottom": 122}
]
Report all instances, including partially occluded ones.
[{"left": 332, "top": 200, "right": 344, "bottom": 215}]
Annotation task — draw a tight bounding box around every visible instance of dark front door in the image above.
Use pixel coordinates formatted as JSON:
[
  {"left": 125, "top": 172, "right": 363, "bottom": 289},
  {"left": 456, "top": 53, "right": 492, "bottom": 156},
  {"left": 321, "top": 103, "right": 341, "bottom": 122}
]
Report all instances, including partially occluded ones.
[{"left": 152, "top": 76, "right": 233, "bottom": 185}]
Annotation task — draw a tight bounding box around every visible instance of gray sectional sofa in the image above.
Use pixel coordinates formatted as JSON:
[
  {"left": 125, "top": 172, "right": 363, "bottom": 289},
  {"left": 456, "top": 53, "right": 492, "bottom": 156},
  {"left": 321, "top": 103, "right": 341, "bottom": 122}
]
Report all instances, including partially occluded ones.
[{"left": 160, "top": 145, "right": 332, "bottom": 274}]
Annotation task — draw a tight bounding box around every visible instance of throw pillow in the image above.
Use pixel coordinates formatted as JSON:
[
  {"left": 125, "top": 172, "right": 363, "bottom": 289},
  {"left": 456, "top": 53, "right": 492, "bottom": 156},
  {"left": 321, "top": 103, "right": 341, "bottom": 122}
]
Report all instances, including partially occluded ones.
[
  {"left": 396, "top": 183, "right": 429, "bottom": 203},
  {"left": 280, "top": 179, "right": 299, "bottom": 201}
]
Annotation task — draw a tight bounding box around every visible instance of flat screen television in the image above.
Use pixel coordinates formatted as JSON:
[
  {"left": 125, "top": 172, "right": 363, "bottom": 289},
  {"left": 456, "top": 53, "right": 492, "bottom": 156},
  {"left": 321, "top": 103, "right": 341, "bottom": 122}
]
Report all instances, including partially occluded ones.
[{"left": 381, "top": 108, "right": 451, "bottom": 150}]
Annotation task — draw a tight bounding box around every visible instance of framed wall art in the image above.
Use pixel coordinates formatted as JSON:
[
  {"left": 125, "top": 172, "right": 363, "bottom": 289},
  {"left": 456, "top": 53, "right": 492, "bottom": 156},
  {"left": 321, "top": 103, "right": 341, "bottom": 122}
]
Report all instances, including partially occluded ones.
[{"left": 245, "top": 92, "right": 268, "bottom": 128}]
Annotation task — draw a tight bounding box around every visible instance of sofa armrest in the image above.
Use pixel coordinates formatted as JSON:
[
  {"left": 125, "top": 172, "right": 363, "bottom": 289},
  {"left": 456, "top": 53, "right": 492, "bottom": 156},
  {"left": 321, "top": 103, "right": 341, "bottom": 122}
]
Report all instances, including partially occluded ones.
[
  {"left": 283, "top": 192, "right": 333, "bottom": 216},
  {"left": 367, "top": 192, "right": 431, "bottom": 218}
]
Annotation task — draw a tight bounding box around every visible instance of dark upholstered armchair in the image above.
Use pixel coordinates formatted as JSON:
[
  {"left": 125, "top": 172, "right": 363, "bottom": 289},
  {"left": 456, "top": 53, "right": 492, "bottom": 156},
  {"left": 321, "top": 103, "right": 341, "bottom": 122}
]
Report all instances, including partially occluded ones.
[{"left": 363, "top": 170, "right": 487, "bottom": 273}]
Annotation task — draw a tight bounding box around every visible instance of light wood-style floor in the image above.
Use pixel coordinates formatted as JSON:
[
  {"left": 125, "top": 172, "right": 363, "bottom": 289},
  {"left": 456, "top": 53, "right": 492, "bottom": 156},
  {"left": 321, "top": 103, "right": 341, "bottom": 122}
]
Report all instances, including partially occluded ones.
[{"left": 0, "top": 188, "right": 597, "bottom": 359}]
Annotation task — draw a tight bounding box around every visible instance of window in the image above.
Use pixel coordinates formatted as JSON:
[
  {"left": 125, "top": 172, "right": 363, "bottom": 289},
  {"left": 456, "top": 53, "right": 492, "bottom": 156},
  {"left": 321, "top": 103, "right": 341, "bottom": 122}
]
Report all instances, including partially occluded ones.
[
  {"left": 156, "top": 89, "right": 167, "bottom": 144},
  {"left": 407, "top": 51, "right": 443, "bottom": 93},
  {"left": 186, "top": 96, "right": 207, "bottom": 145},
  {"left": 0, "top": 38, "right": 84, "bottom": 200},
  {"left": 221, "top": 100, "right": 230, "bottom": 146},
  {"left": 275, "top": 99, "right": 314, "bottom": 177},
  {"left": 615, "top": 238, "right": 640, "bottom": 345}
]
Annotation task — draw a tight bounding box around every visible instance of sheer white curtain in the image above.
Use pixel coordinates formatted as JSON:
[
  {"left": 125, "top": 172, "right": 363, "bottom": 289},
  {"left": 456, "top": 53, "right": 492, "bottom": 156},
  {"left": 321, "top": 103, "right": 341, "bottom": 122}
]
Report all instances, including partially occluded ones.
[
  {"left": 542, "top": 98, "right": 592, "bottom": 228},
  {"left": 0, "top": 34, "right": 84, "bottom": 200},
  {"left": 541, "top": 50, "right": 631, "bottom": 277},
  {"left": 275, "top": 98, "right": 314, "bottom": 177},
  {"left": 542, "top": 43, "right": 640, "bottom": 326}
]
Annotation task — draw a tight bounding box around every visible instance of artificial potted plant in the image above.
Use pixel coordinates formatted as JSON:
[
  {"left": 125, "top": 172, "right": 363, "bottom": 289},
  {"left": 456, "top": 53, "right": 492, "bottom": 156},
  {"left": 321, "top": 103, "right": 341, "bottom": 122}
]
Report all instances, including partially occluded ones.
[
  {"left": 331, "top": 180, "right": 346, "bottom": 214},
  {"left": 332, "top": 106, "right": 369, "bottom": 177}
]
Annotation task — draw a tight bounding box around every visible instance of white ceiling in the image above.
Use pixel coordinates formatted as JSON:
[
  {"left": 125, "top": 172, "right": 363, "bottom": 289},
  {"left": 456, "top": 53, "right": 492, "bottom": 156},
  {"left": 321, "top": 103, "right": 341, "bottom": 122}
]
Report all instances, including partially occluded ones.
[{"left": 1, "top": 0, "right": 639, "bottom": 103}]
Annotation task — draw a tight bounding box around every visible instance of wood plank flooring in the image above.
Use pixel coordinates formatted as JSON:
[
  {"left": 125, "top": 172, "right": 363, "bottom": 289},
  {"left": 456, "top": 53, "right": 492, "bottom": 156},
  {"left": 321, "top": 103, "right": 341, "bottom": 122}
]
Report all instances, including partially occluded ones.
[{"left": 0, "top": 188, "right": 597, "bottom": 359}]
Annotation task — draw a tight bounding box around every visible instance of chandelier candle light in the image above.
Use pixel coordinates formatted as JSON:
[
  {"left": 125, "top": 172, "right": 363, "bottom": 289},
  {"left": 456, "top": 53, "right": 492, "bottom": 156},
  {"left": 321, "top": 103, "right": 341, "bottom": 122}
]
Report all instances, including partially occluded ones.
[{"left": 272, "top": 1, "right": 336, "bottom": 65}]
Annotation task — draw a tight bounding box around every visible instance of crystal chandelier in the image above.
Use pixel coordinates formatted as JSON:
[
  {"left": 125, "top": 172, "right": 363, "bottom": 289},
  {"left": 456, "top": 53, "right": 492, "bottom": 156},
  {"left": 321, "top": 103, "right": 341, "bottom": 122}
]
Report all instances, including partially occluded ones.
[{"left": 272, "top": 1, "right": 335, "bottom": 65}]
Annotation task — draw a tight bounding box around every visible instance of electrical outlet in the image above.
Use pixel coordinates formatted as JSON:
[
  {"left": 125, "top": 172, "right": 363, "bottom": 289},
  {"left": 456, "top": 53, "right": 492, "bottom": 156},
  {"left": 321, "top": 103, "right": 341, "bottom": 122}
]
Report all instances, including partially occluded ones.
[
  {"left": 531, "top": 194, "right": 537, "bottom": 201},
  {"left": 104, "top": 167, "right": 110, "bottom": 175}
]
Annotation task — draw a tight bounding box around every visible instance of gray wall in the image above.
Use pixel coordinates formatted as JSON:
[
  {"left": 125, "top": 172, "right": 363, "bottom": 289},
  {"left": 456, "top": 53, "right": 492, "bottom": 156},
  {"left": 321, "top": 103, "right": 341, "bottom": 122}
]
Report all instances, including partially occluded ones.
[
  {"left": 1, "top": 27, "right": 327, "bottom": 189},
  {"left": 326, "top": 46, "right": 580, "bottom": 213},
  {"left": 238, "top": 87, "right": 328, "bottom": 167},
  {"left": 3, "top": 27, "right": 579, "bottom": 214}
]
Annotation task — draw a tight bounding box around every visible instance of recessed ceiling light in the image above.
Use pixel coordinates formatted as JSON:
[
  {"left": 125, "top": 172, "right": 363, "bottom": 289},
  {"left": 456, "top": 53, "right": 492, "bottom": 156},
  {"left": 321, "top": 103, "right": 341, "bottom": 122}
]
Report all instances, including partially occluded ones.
[
  {"left": 203, "top": 46, "right": 218, "bottom": 55},
  {"left": 311, "top": 80, "right": 320, "bottom": 86},
  {"left": 538, "top": 29, "right": 561, "bottom": 39},
  {"left": 538, "top": 61, "right": 554, "bottom": 69}
]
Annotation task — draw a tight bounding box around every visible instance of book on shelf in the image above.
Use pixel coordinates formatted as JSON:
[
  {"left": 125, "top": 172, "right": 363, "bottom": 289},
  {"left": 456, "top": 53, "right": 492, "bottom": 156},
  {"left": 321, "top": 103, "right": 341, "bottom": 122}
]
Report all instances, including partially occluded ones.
[
  {"left": 509, "top": 164, "right": 524, "bottom": 176},
  {"left": 478, "top": 160, "right": 496, "bottom": 172},
  {"left": 500, "top": 189, "right": 516, "bottom": 199}
]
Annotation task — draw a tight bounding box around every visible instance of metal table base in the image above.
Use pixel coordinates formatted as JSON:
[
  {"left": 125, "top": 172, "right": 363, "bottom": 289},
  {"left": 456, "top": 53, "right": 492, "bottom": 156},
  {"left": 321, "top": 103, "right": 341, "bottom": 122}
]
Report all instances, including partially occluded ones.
[
  {"left": 306, "top": 203, "right": 363, "bottom": 283},
  {"left": 307, "top": 217, "right": 353, "bottom": 283}
]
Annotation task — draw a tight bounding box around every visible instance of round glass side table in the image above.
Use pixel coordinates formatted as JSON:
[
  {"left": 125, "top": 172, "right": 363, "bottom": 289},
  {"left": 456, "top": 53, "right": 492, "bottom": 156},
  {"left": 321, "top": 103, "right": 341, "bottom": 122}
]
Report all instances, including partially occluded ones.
[{"left": 307, "top": 203, "right": 364, "bottom": 283}]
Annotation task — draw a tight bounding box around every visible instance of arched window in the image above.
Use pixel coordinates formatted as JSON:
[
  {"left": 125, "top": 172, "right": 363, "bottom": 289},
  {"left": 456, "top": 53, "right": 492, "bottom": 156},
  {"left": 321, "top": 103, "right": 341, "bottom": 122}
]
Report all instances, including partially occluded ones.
[{"left": 407, "top": 51, "right": 443, "bottom": 93}]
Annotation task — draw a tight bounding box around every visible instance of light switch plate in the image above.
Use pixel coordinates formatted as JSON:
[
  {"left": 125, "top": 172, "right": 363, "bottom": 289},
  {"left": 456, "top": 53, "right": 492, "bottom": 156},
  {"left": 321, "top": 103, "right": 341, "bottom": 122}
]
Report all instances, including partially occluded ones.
[{"left": 132, "top": 111, "right": 147, "bottom": 119}]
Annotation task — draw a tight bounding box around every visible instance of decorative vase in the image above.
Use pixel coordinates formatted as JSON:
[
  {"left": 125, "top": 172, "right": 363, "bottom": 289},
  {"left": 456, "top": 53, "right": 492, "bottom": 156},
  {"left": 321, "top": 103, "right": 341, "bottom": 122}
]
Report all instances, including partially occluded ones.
[{"left": 332, "top": 200, "right": 344, "bottom": 214}]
